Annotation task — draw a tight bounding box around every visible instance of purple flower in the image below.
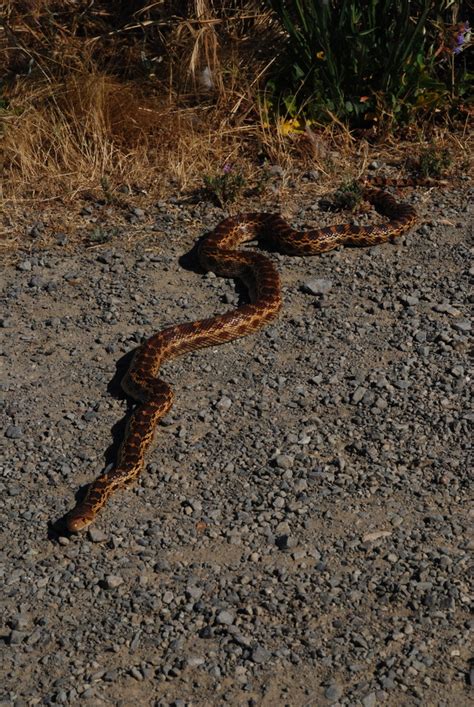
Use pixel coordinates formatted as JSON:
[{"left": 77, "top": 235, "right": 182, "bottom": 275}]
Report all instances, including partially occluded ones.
[
  {"left": 452, "top": 21, "right": 471, "bottom": 55},
  {"left": 222, "top": 163, "right": 232, "bottom": 174}
]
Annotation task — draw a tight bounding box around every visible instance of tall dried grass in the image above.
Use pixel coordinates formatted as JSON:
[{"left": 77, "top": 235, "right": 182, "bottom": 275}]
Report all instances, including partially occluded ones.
[{"left": 1, "top": 1, "right": 282, "bottom": 206}]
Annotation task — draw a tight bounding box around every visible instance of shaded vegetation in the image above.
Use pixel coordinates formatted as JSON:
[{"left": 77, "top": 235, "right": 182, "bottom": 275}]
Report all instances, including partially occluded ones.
[{"left": 0, "top": 1, "right": 470, "bottom": 217}]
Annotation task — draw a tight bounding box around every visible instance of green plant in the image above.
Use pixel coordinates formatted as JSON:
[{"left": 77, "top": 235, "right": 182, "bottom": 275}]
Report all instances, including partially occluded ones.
[
  {"left": 87, "top": 225, "right": 120, "bottom": 244},
  {"left": 203, "top": 164, "right": 246, "bottom": 207},
  {"left": 330, "top": 180, "right": 364, "bottom": 211},
  {"left": 415, "top": 146, "right": 452, "bottom": 177},
  {"left": 100, "top": 176, "right": 114, "bottom": 203},
  {"left": 266, "top": 0, "right": 463, "bottom": 128}
]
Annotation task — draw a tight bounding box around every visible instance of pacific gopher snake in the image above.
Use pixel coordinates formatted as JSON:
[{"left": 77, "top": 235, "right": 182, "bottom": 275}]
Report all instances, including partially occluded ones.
[{"left": 66, "top": 182, "right": 418, "bottom": 532}]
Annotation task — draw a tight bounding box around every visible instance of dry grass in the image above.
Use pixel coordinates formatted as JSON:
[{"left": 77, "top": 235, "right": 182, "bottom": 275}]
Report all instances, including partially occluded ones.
[{"left": 0, "top": 1, "right": 471, "bottom": 249}]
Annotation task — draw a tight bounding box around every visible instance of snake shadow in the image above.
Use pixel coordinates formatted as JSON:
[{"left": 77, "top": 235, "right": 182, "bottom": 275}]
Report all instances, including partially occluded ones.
[{"left": 49, "top": 348, "right": 142, "bottom": 540}]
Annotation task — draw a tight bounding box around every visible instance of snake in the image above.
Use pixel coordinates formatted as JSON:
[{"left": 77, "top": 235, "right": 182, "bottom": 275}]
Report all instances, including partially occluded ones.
[{"left": 65, "top": 182, "right": 417, "bottom": 532}]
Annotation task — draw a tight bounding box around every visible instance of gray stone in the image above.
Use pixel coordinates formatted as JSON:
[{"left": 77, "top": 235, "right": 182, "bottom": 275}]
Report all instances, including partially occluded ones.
[
  {"left": 400, "top": 295, "right": 419, "bottom": 306},
  {"left": 302, "top": 278, "right": 333, "bottom": 295},
  {"left": 88, "top": 528, "right": 108, "bottom": 543},
  {"left": 251, "top": 645, "right": 271, "bottom": 663},
  {"left": 352, "top": 386, "right": 367, "bottom": 403},
  {"left": 268, "top": 164, "right": 284, "bottom": 176},
  {"left": 216, "top": 396, "right": 232, "bottom": 411},
  {"left": 324, "top": 683, "right": 343, "bottom": 701},
  {"left": 163, "top": 591, "right": 174, "bottom": 604},
  {"left": 216, "top": 610, "right": 235, "bottom": 625},
  {"left": 103, "top": 575, "right": 124, "bottom": 590},
  {"left": 275, "top": 454, "right": 294, "bottom": 469},
  {"left": 18, "top": 260, "right": 32, "bottom": 271},
  {"left": 5, "top": 425, "right": 23, "bottom": 439},
  {"left": 9, "top": 630, "right": 27, "bottom": 645},
  {"left": 452, "top": 319, "right": 471, "bottom": 332}
]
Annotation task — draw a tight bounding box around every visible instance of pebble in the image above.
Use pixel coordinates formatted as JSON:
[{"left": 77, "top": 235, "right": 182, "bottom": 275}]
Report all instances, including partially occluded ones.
[
  {"left": 5, "top": 425, "right": 23, "bottom": 439},
  {"left": 362, "top": 530, "right": 392, "bottom": 542},
  {"left": 306, "top": 170, "right": 320, "bottom": 181},
  {"left": 274, "top": 454, "right": 294, "bottom": 469},
  {"left": 352, "top": 386, "right": 367, "bottom": 403},
  {"left": 88, "top": 528, "right": 108, "bottom": 543},
  {"left": 9, "top": 630, "right": 27, "bottom": 645},
  {"left": 268, "top": 164, "right": 284, "bottom": 176},
  {"left": 17, "top": 260, "right": 32, "bottom": 271},
  {"left": 216, "top": 610, "right": 235, "bottom": 625},
  {"left": 452, "top": 319, "right": 470, "bottom": 332},
  {"left": 163, "top": 591, "right": 174, "bottom": 604},
  {"left": 400, "top": 294, "right": 419, "bottom": 306},
  {"left": 324, "top": 683, "right": 343, "bottom": 701},
  {"left": 302, "top": 278, "right": 333, "bottom": 295},
  {"left": 103, "top": 575, "right": 124, "bottom": 589},
  {"left": 251, "top": 645, "right": 271, "bottom": 664}
]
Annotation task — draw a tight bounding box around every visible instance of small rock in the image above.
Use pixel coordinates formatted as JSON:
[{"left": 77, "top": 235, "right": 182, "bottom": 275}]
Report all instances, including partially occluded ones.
[
  {"left": 362, "top": 693, "right": 377, "bottom": 707},
  {"left": 352, "top": 386, "right": 367, "bottom": 404},
  {"left": 18, "top": 260, "right": 32, "bottom": 271},
  {"left": 11, "top": 615, "right": 31, "bottom": 631},
  {"left": 362, "top": 530, "right": 392, "bottom": 542},
  {"left": 276, "top": 534, "right": 297, "bottom": 551},
  {"left": 9, "top": 630, "right": 27, "bottom": 645},
  {"left": 251, "top": 645, "right": 271, "bottom": 664},
  {"left": 452, "top": 319, "right": 471, "bottom": 332},
  {"left": 88, "top": 528, "right": 108, "bottom": 543},
  {"left": 103, "top": 575, "right": 124, "bottom": 590},
  {"left": 216, "top": 396, "right": 232, "bottom": 412},
  {"left": 5, "top": 425, "right": 23, "bottom": 439},
  {"left": 400, "top": 294, "right": 419, "bottom": 306},
  {"left": 324, "top": 683, "right": 343, "bottom": 701},
  {"left": 274, "top": 454, "right": 294, "bottom": 470},
  {"left": 302, "top": 278, "right": 333, "bottom": 295},
  {"left": 268, "top": 164, "right": 283, "bottom": 176},
  {"left": 186, "top": 656, "right": 205, "bottom": 669},
  {"left": 186, "top": 585, "right": 203, "bottom": 600},
  {"left": 216, "top": 610, "right": 235, "bottom": 626}
]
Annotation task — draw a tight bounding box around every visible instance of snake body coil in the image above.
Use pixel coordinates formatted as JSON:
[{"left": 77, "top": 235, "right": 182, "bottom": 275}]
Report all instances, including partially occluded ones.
[{"left": 66, "top": 186, "right": 417, "bottom": 532}]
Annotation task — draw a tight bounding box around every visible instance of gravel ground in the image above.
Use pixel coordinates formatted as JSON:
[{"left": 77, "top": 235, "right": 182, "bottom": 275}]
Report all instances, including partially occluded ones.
[{"left": 1, "top": 176, "right": 472, "bottom": 706}]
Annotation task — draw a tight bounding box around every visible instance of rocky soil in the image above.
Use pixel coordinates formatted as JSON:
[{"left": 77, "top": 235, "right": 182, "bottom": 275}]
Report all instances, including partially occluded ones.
[{"left": 1, "top": 176, "right": 472, "bottom": 706}]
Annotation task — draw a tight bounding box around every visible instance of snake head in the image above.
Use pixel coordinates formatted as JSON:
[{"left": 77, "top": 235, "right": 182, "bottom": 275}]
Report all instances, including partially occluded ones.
[{"left": 66, "top": 508, "right": 94, "bottom": 533}]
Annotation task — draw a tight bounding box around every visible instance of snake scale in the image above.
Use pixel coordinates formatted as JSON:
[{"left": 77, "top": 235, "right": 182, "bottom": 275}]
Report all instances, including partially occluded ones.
[{"left": 66, "top": 182, "right": 417, "bottom": 532}]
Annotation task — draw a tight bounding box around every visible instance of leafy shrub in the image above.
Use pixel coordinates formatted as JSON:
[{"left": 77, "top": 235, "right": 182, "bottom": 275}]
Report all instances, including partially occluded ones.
[
  {"left": 411, "top": 146, "right": 452, "bottom": 177},
  {"left": 203, "top": 164, "right": 246, "bottom": 206},
  {"left": 266, "top": 0, "right": 471, "bottom": 129}
]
